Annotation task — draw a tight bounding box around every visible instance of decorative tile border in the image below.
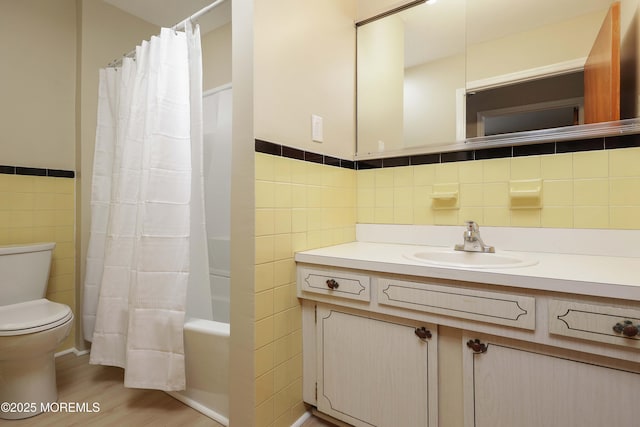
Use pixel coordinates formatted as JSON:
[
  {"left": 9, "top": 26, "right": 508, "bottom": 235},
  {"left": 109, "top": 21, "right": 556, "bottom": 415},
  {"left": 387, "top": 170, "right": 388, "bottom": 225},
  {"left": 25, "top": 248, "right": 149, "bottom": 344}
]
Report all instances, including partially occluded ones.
[
  {"left": 260, "top": 134, "right": 640, "bottom": 170},
  {"left": 0, "top": 165, "right": 75, "bottom": 178},
  {"left": 255, "top": 139, "right": 356, "bottom": 169}
]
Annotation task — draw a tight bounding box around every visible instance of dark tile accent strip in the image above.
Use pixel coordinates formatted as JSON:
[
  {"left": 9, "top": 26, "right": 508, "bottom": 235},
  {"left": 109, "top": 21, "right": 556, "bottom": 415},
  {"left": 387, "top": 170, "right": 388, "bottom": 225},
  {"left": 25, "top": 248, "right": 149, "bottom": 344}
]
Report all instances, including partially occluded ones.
[
  {"left": 255, "top": 139, "right": 281, "bottom": 156},
  {"left": 513, "top": 142, "right": 555, "bottom": 157},
  {"left": 341, "top": 160, "right": 356, "bottom": 170},
  {"left": 442, "top": 151, "right": 474, "bottom": 163},
  {"left": 556, "top": 138, "right": 604, "bottom": 153},
  {"left": 383, "top": 156, "right": 410, "bottom": 168},
  {"left": 475, "top": 146, "right": 512, "bottom": 160},
  {"left": 282, "top": 146, "right": 304, "bottom": 161},
  {"left": 255, "top": 139, "right": 357, "bottom": 169},
  {"left": 48, "top": 169, "right": 75, "bottom": 178},
  {"left": 255, "top": 133, "right": 640, "bottom": 171},
  {"left": 605, "top": 134, "right": 640, "bottom": 149},
  {"left": 357, "top": 159, "right": 383, "bottom": 170},
  {"left": 0, "top": 165, "right": 75, "bottom": 178},
  {"left": 16, "top": 167, "right": 46, "bottom": 176},
  {"left": 305, "top": 152, "right": 324, "bottom": 164},
  {"left": 0, "top": 165, "right": 16, "bottom": 174},
  {"left": 324, "top": 156, "right": 341, "bottom": 167},
  {"left": 410, "top": 154, "right": 440, "bottom": 165}
]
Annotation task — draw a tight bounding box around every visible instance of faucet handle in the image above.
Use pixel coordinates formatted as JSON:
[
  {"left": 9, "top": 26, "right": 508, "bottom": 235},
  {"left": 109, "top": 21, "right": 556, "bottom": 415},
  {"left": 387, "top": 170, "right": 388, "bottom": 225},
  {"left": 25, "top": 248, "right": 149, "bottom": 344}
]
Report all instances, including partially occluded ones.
[{"left": 464, "top": 220, "right": 478, "bottom": 232}]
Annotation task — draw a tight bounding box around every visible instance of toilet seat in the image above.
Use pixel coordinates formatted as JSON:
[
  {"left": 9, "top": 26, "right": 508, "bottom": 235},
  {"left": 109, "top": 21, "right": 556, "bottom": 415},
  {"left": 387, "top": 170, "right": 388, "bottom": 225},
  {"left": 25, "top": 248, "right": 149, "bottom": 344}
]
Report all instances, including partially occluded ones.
[{"left": 0, "top": 299, "right": 73, "bottom": 336}]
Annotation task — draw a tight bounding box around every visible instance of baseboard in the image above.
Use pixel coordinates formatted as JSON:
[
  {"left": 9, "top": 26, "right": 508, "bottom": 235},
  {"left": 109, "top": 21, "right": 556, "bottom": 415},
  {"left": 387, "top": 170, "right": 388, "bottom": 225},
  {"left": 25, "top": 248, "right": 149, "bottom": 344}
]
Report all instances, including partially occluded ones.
[
  {"left": 290, "top": 410, "right": 312, "bottom": 427},
  {"left": 55, "top": 347, "right": 89, "bottom": 358},
  {"left": 310, "top": 408, "right": 352, "bottom": 427},
  {"left": 165, "top": 391, "right": 229, "bottom": 426}
]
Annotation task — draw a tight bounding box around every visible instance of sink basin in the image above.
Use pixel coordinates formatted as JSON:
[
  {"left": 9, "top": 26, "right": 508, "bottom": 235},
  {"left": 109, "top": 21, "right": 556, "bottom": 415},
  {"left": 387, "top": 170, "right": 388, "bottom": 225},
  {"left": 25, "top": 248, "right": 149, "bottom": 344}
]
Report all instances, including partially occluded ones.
[{"left": 405, "top": 250, "right": 538, "bottom": 269}]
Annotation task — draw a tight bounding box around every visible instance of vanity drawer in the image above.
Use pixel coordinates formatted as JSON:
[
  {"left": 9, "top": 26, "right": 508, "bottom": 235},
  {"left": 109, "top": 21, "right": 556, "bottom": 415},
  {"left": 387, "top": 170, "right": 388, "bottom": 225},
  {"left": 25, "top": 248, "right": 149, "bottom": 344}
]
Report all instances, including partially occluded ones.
[
  {"left": 549, "top": 299, "right": 640, "bottom": 349},
  {"left": 298, "top": 267, "right": 370, "bottom": 302},
  {"left": 378, "top": 278, "right": 536, "bottom": 330}
]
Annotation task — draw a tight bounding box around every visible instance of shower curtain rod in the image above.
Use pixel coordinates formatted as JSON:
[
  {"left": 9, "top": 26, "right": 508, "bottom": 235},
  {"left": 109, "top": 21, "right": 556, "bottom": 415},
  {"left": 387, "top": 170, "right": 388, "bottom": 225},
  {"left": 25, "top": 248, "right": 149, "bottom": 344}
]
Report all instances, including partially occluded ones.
[{"left": 106, "top": 0, "right": 227, "bottom": 68}]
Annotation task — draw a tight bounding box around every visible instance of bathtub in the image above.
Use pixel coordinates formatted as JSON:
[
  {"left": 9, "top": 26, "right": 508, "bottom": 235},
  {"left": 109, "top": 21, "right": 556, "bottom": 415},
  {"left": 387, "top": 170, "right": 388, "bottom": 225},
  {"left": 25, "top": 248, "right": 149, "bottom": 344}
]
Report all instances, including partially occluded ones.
[{"left": 167, "top": 318, "right": 230, "bottom": 426}]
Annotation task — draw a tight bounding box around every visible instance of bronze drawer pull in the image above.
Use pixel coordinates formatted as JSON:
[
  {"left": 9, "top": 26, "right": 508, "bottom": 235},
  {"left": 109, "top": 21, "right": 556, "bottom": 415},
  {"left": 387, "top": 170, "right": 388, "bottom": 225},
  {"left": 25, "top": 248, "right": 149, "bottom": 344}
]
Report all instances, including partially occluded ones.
[
  {"left": 414, "top": 327, "right": 432, "bottom": 340},
  {"left": 613, "top": 320, "right": 640, "bottom": 338},
  {"left": 326, "top": 279, "right": 339, "bottom": 290},
  {"left": 467, "top": 339, "right": 488, "bottom": 353}
]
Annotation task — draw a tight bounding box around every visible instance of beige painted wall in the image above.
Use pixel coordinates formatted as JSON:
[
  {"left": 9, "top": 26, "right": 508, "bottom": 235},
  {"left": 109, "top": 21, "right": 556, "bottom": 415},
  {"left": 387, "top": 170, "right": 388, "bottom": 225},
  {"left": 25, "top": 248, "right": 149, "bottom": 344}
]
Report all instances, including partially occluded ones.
[
  {"left": 357, "top": 14, "right": 405, "bottom": 155},
  {"left": 76, "top": 0, "right": 159, "bottom": 348},
  {"left": 254, "top": 0, "right": 357, "bottom": 160},
  {"left": 356, "top": 0, "right": 416, "bottom": 22},
  {"left": 202, "top": 22, "right": 232, "bottom": 91},
  {"left": 0, "top": 0, "right": 76, "bottom": 171},
  {"left": 404, "top": 54, "right": 465, "bottom": 147},
  {"left": 467, "top": 10, "right": 605, "bottom": 83}
]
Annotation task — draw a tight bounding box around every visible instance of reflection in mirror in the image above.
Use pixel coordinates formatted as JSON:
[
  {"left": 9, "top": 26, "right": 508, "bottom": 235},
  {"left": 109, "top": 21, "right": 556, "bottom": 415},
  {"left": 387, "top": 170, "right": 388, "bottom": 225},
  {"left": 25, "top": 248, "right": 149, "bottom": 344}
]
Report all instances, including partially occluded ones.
[
  {"left": 466, "top": 72, "right": 585, "bottom": 138},
  {"left": 465, "top": 0, "right": 637, "bottom": 140},
  {"left": 357, "top": 0, "right": 466, "bottom": 156},
  {"left": 356, "top": 0, "right": 640, "bottom": 158}
]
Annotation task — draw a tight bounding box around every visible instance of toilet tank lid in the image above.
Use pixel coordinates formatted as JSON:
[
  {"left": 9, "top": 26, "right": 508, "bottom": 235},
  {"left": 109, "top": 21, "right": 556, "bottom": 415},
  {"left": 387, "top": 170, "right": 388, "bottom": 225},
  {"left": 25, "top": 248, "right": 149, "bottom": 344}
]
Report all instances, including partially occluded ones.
[
  {"left": 0, "top": 299, "right": 72, "bottom": 336},
  {"left": 0, "top": 242, "right": 56, "bottom": 256}
]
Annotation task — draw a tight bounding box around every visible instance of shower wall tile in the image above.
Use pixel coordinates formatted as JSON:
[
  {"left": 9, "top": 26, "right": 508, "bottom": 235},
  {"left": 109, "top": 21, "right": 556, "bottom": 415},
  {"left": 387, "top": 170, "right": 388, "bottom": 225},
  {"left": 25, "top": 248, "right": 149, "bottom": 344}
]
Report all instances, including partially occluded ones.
[{"left": 0, "top": 173, "right": 76, "bottom": 351}]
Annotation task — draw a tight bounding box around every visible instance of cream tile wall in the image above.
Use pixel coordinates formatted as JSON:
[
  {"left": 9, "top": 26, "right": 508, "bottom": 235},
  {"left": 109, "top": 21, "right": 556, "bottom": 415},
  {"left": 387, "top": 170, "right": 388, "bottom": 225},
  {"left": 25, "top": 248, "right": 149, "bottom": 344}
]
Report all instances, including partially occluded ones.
[
  {"left": 0, "top": 174, "right": 76, "bottom": 350},
  {"left": 255, "top": 145, "right": 640, "bottom": 425},
  {"left": 358, "top": 147, "right": 640, "bottom": 229},
  {"left": 254, "top": 152, "right": 356, "bottom": 427}
]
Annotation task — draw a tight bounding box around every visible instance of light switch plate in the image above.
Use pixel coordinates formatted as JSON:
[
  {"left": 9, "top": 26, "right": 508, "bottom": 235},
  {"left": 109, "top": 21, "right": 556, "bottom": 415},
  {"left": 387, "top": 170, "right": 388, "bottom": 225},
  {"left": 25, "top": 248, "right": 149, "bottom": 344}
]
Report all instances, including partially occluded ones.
[{"left": 311, "top": 114, "right": 323, "bottom": 142}]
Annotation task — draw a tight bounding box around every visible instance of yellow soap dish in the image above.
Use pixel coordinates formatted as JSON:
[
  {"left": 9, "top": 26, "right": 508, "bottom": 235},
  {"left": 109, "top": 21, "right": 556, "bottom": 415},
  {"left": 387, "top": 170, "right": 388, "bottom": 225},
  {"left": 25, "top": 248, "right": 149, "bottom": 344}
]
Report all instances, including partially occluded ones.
[
  {"left": 509, "top": 179, "right": 542, "bottom": 209},
  {"left": 431, "top": 183, "right": 459, "bottom": 210}
]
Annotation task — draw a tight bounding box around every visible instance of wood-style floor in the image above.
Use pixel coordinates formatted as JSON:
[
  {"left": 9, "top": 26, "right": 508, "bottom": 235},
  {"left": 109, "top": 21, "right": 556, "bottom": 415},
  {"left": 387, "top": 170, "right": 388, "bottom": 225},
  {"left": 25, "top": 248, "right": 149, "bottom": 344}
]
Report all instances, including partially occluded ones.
[
  {"left": 5, "top": 353, "right": 336, "bottom": 427},
  {"left": 7, "top": 353, "right": 222, "bottom": 426}
]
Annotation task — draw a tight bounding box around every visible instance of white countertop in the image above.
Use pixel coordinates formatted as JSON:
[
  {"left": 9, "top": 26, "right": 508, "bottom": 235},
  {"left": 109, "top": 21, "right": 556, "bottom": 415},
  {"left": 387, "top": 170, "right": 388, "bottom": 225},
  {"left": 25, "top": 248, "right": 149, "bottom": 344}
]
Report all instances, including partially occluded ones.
[{"left": 295, "top": 241, "right": 640, "bottom": 301}]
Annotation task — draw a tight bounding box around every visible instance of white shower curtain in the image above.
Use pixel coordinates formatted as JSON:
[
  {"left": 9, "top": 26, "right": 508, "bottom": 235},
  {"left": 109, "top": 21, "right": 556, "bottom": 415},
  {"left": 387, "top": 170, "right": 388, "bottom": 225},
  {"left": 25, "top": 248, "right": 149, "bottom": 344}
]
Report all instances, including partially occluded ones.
[{"left": 82, "top": 22, "right": 207, "bottom": 391}]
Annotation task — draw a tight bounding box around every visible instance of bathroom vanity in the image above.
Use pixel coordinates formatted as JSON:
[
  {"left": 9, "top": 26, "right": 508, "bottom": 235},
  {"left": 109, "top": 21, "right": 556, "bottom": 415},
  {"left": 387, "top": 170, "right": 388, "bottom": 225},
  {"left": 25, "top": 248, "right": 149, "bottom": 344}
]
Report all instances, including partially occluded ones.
[{"left": 295, "top": 226, "right": 640, "bottom": 427}]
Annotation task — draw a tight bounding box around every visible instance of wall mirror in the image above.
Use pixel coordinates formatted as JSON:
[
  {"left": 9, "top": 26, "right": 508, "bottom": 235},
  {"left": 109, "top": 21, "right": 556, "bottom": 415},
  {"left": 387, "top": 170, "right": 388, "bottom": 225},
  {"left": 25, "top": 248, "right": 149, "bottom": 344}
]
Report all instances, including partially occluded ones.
[{"left": 356, "top": 0, "right": 640, "bottom": 159}]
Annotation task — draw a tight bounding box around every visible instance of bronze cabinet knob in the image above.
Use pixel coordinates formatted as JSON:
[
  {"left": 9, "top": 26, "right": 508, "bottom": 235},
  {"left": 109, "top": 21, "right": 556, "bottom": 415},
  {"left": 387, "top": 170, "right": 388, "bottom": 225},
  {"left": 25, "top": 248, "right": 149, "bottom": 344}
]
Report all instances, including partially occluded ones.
[
  {"left": 326, "top": 279, "right": 339, "bottom": 289},
  {"left": 613, "top": 320, "right": 640, "bottom": 338},
  {"left": 414, "top": 327, "right": 432, "bottom": 340}
]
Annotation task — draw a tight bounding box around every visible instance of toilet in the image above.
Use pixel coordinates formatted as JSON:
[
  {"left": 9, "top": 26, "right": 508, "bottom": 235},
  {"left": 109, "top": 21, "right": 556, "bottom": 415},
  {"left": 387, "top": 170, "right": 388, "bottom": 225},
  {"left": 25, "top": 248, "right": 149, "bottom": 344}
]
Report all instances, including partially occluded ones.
[{"left": 0, "top": 242, "right": 73, "bottom": 420}]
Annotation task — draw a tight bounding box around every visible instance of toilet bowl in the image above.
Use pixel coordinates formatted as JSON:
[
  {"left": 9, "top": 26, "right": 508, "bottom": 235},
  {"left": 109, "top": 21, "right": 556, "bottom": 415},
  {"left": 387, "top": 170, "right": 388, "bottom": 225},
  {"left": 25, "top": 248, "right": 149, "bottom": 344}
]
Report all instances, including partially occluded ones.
[
  {"left": 0, "top": 299, "right": 73, "bottom": 419},
  {"left": 0, "top": 243, "right": 74, "bottom": 420}
]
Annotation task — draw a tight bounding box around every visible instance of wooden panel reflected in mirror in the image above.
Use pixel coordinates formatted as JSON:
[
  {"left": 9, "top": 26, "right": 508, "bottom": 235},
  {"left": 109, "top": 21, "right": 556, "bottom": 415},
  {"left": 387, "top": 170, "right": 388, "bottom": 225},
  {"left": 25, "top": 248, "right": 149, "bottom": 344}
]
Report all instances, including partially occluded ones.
[{"left": 585, "top": 1, "right": 621, "bottom": 123}]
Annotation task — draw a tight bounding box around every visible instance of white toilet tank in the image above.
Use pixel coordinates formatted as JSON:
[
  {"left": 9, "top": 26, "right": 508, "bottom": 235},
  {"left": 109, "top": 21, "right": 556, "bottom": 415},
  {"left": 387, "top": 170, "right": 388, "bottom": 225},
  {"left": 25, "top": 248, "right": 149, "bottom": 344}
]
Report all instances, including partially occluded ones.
[{"left": 0, "top": 242, "right": 56, "bottom": 307}]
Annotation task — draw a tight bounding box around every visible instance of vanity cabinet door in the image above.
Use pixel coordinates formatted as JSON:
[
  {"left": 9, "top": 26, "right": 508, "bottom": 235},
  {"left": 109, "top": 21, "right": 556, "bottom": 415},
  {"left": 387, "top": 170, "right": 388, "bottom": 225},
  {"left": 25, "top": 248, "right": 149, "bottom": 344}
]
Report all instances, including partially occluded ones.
[
  {"left": 316, "top": 304, "right": 438, "bottom": 427},
  {"left": 463, "top": 334, "right": 640, "bottom": 427}
]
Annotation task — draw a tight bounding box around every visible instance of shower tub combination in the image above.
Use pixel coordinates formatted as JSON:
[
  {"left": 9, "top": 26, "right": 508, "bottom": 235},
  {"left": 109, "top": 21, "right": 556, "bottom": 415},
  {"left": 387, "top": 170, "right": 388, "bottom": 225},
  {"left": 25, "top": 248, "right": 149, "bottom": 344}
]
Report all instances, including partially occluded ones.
[
  {"left": 167, "top": 318, "right": 230, "bottom": 425},
  {"left": 166, "top": 85, "right": 232, "bottom": 425}
]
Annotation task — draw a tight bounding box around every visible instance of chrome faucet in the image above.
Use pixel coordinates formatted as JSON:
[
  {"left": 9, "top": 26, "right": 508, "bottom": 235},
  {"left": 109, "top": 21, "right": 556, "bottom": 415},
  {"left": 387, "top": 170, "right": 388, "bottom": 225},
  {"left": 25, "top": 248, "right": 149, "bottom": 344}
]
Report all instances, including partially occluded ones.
[{"left": 454, "top": 221, "right": 495, "bottom": 253}]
